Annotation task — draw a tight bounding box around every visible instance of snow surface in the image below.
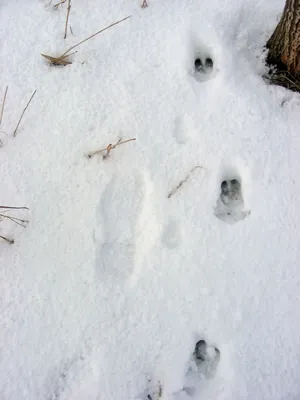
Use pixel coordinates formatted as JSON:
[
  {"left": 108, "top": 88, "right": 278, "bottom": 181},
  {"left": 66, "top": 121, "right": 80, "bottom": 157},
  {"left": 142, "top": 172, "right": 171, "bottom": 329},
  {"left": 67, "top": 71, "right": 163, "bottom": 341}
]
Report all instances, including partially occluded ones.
[{"left": 1, "top": 0, "right": 300, "bottom": 399}]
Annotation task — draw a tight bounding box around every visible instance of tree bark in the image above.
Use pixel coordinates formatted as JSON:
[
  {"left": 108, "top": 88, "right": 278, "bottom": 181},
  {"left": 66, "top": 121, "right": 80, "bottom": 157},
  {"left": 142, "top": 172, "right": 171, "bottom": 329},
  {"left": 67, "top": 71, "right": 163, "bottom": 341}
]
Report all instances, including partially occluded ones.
[{"left": 266, "top": 0, "right": 300, "bottom": 78}]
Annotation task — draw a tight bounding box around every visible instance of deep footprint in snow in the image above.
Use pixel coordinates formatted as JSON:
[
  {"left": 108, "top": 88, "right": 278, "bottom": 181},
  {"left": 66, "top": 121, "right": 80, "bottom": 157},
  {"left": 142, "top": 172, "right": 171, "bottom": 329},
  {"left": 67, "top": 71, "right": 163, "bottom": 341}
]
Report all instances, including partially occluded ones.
[
  {"left": 162, "top": 219, "right": 181, "bottom": 249},
  {"left": 173, "top": 116, "right": 189, "bottom": 144},
  {"left": 194, "top": 54, "right": 216, "bottom": 82},
  {"left": 95, "top": 172, "right": 146, "bottom": 283},
  {"left": 175, "top": 340, "right": 221, "bottom": 398},
  {"left": 215, "top": 178, "right": 250, "bottom": 224}
]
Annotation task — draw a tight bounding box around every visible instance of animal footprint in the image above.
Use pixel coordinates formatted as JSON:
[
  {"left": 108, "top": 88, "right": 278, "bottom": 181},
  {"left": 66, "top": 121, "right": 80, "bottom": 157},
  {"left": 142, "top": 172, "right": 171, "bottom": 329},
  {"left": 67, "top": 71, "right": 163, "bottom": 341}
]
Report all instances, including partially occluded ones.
[
  {"left": 95, "top": 172, "right": 146, "bottom": 283},
  {"left": 162, "top": 219, "right": 181, "bottom": 249},
  {"left": 215, "top": 178, "right": 250, "bottom": 224},
  {"left": 194, "top": 54, "right": 216, "bottom": 82},
  {"left": 173, "top": 116, "right": 188, "bottom": 145},
  {"left": 174, "top": 340, "right": 220, "bottom": 399}
]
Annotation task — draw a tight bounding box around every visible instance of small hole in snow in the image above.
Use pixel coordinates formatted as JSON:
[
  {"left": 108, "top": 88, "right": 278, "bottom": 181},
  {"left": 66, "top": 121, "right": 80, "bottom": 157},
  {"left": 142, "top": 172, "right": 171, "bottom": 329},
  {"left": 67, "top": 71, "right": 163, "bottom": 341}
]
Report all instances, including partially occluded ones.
[
  {"left": 194, "top": 340, "right": 207, "bottom": 361},
  {"left": 205, "top": 58, "right": 213, "bottom": 68},
  {"left": 194, "top": 58, "right": 203, "bottom": 71}
]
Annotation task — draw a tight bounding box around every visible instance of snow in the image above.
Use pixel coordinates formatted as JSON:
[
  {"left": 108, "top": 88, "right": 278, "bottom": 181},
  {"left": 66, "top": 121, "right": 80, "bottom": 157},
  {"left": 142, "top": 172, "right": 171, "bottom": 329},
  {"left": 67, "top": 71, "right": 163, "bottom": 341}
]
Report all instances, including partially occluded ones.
[{"left": 1, "top": 0, "right": 300, "bottom": 399}]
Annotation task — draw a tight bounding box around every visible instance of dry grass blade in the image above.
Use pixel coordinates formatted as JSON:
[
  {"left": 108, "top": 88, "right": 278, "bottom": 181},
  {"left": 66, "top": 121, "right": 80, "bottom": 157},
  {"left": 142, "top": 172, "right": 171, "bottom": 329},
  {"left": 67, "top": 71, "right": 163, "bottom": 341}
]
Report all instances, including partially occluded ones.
[
  {"left": 41, "top": 51, "right": 77, "bottom": 66},
  {"left": 0, "top": 205, "right": 29, "bottom": 210},
  {"left": 0, "top": 86, "right": 8, "bottom": 127},
  {"left": 0, "top": 235, "right": 14, "bottom": 244},
  {"left": 0, "top": 214, "right": 28, "bottom": 228},
  {"left": 61, "top": 15, "right": 131, "bottom": 57},
  {"left": 266, "top": 69, "right": 300, "bottom": 92},
  {"left": 64, "top": 0, "right": 71, "bottom": 39},
  {"left": 87, "top": 138, "right": 136, "bottom": 159},
  {"left": 53, "top": 0, "right": 66, "bottom": 9},
  {"left": 13, "top": 90, "right": 37, "bottom": 137},
  {"left": 0, "top": 206, "right": 29, "bottom": 244},
  {"left": 0, "top": 206, "right": 29, "bottom": 228},
  {"left": 168, "top": 165, "right": 205, "bottom": 198},
  {"left": 41, "top": 16, "right": 131, "bottom": 65}
]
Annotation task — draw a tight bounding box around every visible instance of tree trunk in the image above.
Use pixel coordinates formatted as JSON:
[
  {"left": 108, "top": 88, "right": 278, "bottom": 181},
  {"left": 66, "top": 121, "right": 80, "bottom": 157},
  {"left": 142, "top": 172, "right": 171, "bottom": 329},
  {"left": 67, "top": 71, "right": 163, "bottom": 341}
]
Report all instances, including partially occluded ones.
[{"left": 266, "top": 0, "right": 300, "bottom": 78}]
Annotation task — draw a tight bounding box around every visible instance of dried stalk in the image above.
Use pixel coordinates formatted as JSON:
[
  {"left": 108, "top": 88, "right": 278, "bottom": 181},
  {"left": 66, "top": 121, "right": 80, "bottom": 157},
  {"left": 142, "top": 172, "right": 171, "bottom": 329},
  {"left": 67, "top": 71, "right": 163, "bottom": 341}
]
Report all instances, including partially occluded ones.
[
  {"left": 53, "top": 0, "right": 66, "bottom": 9},
  {"left": 0, "top": 205, "right": 29, "bottom": 210},
  {"left": 87, "top": 138, "right": 136, "bottom": 159},
  {"left": 41, "top": 51, "right": 77, "bottom": 66},
  {"left": 64, "top": 0, "right": 71, "bottom": 39},
  {"left": 61, "top": 15, "right": 131, "bottom": 57},
  {"left": 0, "top": 213, "right": 29, "bottom": 228},
  {"left": 0, "top": 235, "right": 14, "bottom": 244},
  {"left": 168, "top": 165, "right": 205, "bottom": 198},
  {"left": 0, "top": 206, "right": 29, "bottom": 244},
  {"left": 41, "top": 16, "right": 131, "bottom": 65},
  {"left": 0, "top": 86, "right": 8, "bottom": 127},
  {"left": 13, "top": 90, "right": 37, "bottom": 137}
]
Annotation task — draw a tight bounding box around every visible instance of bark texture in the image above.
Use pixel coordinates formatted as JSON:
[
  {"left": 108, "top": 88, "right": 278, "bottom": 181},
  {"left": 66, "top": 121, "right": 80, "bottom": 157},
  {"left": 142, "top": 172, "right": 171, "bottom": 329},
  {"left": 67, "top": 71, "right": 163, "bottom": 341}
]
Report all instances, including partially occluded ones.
[{"left": 267, "top": 0, "right": 300, "bottom": 77}]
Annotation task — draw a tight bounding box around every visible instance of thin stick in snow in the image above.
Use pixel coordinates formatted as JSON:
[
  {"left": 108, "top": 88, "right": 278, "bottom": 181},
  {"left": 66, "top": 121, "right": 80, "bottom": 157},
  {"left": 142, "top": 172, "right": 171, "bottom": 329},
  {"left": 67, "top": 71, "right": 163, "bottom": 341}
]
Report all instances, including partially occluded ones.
[
  {"left": 87, "top": 138, "right": 136, "bottom": 159},
  {"left": 0, "top": 213, "right": 29, "bottom": 228},
  {"left": 0, "top": 205, "right": 29, "bottom": 210},
  {"left": 53, "top": 0, "right": 66, "bottom": 9},
  {"left": 0, "top": 235, "right": 14, "bottom": 244},
  {"left": 168, "top": 165, "right": 205, "bottom": 198},
  {"left": 13, "top": 90, "right": 37, "bottom": 137},
  {"left": 64, "top": 0, "right": 71, "bottom": 39},
  {"left": 61, "top": 15, "right": 131, "bottom": 57},
  {"left": 42, "top": 16, "right": 131, "bottom": 65},
  {"left": 0, "top": 86, "right": 8, "bottom": 127}
]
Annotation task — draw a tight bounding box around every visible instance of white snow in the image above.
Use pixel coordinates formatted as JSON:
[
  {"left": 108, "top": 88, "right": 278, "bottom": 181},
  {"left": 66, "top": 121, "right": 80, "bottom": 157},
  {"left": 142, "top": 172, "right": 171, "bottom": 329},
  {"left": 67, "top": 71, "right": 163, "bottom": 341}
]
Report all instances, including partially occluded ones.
[{"left": 1, "top": 0, "right": 300, "bottom": 399}]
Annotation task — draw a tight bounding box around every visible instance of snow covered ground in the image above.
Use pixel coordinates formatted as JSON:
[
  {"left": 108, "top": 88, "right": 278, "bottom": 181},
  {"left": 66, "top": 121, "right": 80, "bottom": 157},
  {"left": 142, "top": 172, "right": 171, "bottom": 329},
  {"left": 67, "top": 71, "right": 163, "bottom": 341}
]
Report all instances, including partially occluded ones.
[{"left": 1, "top": 0, "right": 300, "bottom": 398}]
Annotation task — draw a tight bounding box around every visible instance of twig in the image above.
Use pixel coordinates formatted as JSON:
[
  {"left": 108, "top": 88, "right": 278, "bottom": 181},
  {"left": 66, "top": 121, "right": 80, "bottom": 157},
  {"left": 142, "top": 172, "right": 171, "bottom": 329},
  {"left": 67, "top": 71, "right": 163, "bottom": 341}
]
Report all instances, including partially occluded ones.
[
  {"left": 0, "top": 235, "right": 14, "bottom": 244},
  {"left": 61, "top": 15, "right": 131, "bottom": 57},
  {"left": 87, "top": 138, "right": 136, "bottom": 159},
  {"left": 141, "top": 0, "right": 148, "bottom": 7},
  {"left": 168, "top": 165, "right": 205, "bottom": 198},
  {"left": 41, "top": 16, "right": 131, "bottom": 65},
  {"left": 0, "top": 86, "right": 8, "bottom": 127},
  {"left": 53, "top": 0, "right": 66, "bottom": 9},
  {"left": 0, "top": 213, "right": 29, "bottom": 228},
  {"left": 13, "top": 90, "right": 37, "bottom": 137},
  {"left": 69, "top": 25, "right": 74, "bottom": 35},
  {"left": 64, "top": 0, "right": 71, "bottom": 39},
  {"left": 0, "top": 206, "right": 29, "bottom": 210}
]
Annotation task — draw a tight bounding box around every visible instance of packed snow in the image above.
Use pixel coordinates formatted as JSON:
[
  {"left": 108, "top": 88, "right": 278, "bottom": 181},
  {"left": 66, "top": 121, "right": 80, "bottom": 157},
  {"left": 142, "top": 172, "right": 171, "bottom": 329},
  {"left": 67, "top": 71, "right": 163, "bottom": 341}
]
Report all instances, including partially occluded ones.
[{"left": 1, "top": 0, "right": 300, "bottom": 399}]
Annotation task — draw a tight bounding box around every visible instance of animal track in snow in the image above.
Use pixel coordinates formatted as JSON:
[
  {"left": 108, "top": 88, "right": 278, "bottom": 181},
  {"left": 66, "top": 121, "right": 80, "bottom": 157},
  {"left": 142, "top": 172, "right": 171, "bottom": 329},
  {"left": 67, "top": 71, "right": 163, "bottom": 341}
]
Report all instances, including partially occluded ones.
[
  {"left": 47, "top": 354, "right": 85, "bottom": 400},
  {"left": 174, "top": 340, "right": 220, "bottom": 399},
  {"left": 162, "top": 219, "right": 181, "bottom": 249},
  {"left": 95, "top": 171, "right": 160, "bottom": 285},
  {"left": 173, "top": 116, "right": 189, "bottom": 144},
  {"left": 192, "top": 43, "right": 217, "bottom": 82},
  {"left": 214, "top": 178, "right": 250, "bottom": 224},
  {"left": 95, "top": 172, "right": 146, "bottom": 283}
]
